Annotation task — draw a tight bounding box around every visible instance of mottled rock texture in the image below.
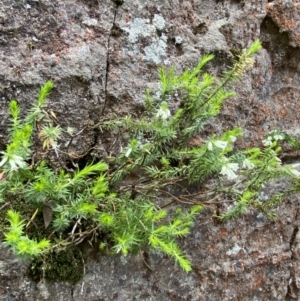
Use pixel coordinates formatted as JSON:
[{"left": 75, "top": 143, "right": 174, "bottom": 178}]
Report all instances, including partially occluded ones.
[{"left": 1, "top": 0, "right": 300, "bottom": 300}]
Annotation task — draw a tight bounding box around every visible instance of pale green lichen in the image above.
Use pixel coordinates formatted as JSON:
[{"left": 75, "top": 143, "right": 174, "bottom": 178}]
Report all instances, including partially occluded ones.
[
  {"left": 143, "top": 33, "right": 168, "bottom": 64},
  {"left": 123, "top": 18, "right": 153, "bottom": 43},
  {"left": 122, "top": 15, "right": 168, "bottom": 64},
  {"left": 153, "top": 14, "right": 165, "bottom": 30}
]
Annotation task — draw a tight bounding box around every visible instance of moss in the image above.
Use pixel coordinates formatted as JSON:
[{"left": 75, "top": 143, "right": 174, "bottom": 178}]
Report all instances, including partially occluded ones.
[
  {"left": 0, "top": 197, "right": 85, "bottom": 283},
  {"left": 1, "top": 199, "right": 59, "bottom": 242},
  {"left": 28, "top": 248, "right": 85, "bottom": 284},
  {"left": 25, "top": 210, "right": 86, "bottom": 284},
  {"left": 26, "top": 209, "right": 59, "bottom": 241}
]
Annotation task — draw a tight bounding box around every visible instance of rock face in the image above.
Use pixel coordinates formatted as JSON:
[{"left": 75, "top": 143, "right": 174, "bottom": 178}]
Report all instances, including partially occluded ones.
[{"left": 1, "top": 0, "right": 300, "bottom": 300}]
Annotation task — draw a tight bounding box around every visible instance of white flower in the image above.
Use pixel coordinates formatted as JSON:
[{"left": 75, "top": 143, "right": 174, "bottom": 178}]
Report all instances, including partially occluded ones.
[
  {"left": 262, "top": 136, "right": 273, "bottom": 146},
  {"left": 207, "top": 140, "right": 227, "bottom": 151},
  {"left": 66, "top": 127, "right": 75, "bottom": 135},
  {"left": 275, "top": 156, "right": 282, "bottom": 164},
  {"left": 125, "top": 147, "right": 132, "bottom": 158},
  {"left": 290, "top": 169, "right": 300, "bottom": 178},
  {"left": 10, "top": 155, "right": 26, "bottom": 171},
  {"left": 273, "top": 134, "right": 284, "bottom": 141},
  {"left": 0, "top": 156, "right": 7, "bottom": 168},
  {"left": 124, "top": 139, "right": 139, "bottom": 158},
  {"left": 0, "top": 153, "right": 26, "bottom": 171},
  {"left": 229, "top": 136, "right": 237, "bottom": 142},
  {"left": 220, "top": 158, "right": 239, "bottom": 180},
  {"left": 214, "top": 140, "right": 228, "bottom": 149},
  {"left": 242, "top": 158, "right": 255, "bottom": 170},
  {"left": 156, "top": 108, "right": 170, "bottom": 120},
  {"left": 156, "top": 101, "right": 171, "bottom": 120},
  {"left": 270, "top": 130, "right": 284, "bottom": 141}
]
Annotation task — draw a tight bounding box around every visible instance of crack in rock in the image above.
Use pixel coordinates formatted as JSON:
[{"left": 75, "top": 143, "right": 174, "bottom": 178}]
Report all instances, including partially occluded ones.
[
  {"left": 102, "top": 4, "right": 118, "bottom": 116},
  {"left": 285, "top": 210, "right": 300, "bottom": 300}
]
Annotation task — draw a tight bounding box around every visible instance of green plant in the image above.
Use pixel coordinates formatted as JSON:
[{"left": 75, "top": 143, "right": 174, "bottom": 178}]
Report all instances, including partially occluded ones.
[
  {"left": 1, "top": 40, "right": 300, "bottom": 279},
  {"left": 4, "top": 210, "right": 50, "bottom": 257}
]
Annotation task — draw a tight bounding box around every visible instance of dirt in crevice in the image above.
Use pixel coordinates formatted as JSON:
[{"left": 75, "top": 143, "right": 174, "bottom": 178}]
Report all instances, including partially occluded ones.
[
  {"left": 290, "top": 226, "right": 299, "bottom": 260},
  {"left": 71, "top": 288, "right": 75, "bottom": 301},
  {"left": 285, "top": 212, "right": 300, "bottom": 300}
]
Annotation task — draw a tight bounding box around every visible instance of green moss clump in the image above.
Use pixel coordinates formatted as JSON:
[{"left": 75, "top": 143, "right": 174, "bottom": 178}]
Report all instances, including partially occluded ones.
[
  {"left": 28, "top": 248, "right": 84, "bottom": 284},
  {"left": 0, "top": 200, "right": 86, "bottom": 284},
  {"left": 1, "top": 198, "right": 84, "bottom": 283},
  {"left": 26, "top": 210, "right": 59, "bottom": 241}
]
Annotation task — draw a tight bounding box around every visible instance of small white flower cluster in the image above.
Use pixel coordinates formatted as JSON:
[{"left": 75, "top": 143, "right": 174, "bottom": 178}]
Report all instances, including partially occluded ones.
[
  {"left": 262, "top": 136, "right": 273, "bottom": 146},
  {"left": 156, "top": 101, "right": 171, "bottom": 120},
  {"left": 220, "top": 157, "right": 239, "bottom": 180},
  {"left": 0, "top": 153, "right": 26, "bottom": 171},
  {"left": 207, "top": 140, "right": 227, "bottom": 151},
  {"left": 207, "top": 136, "right": 236, "bottom": 151},
  {"left": 289, "top": 163, "right": 300, "bottom": 178},
  {"left": 219, "top": 157, "right": 256, "bottom": 180},
  {"left": 274, "top": 133, "right": 284, "bottom": 141},
  {"left": 262, "top": 130, "right": 284, "bottom": 147},
  {"left": 125, "top": 147, "right": 133, "bottom": 158},
  {"left": 291, "top": 169, "right": 300, "bottom": 178},
  {"left": 242, "top": 158, "right": 255, "bottom": 170},
  {"left": 206, "top": 136, "right": 256, "bottom": 180},
  {"left": 125, "top": 142, "right": 139, "bottom": 158}
]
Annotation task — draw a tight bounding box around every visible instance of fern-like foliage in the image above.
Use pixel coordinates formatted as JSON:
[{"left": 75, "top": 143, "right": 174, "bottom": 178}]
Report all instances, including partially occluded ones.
[
  {"left": 1, "top": 40, "right": 299, "bottom": 276},
  {"left": 4, "top": 210, "right": 50, "bottom": 258}
]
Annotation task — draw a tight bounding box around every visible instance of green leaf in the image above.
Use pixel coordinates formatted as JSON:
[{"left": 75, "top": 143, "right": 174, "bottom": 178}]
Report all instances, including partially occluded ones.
[
  {"left": 152, "top": 210, "right": 167, "bottom": 221},
  {"left": 191, "top": 205, "right": 203, "bottom": 215},
  {"left": 9, "top": 100, "right": 21, "bottom": 133},
  {"left": 113, "top": 233, "right": 137, "bottom": 256},
  {"left": 38, "top": 81, "right": 53, "bottom": 106},
  {"left": 99, "top": 212, "right": 115, "bottom": 227},
  {"left": 37, "top": 238, "right": 51, "bottom": 250},
  {"left": 9, "top": 100, "right": 20, "bottom": 120},
  {"left": 72, "top": 161, "right": 108, "bottom": 183},
  {"left": 148, "top": 234, "right": 191, "bottom": 272},
  {"left": 5, "top": 231, "right": 21, "bottom": 245},
  {"left": 92, "top": 175, "right": 108, "bottom": 197},
  {"left": 247, "top": 39, "right": 262, "bottom": 56},
  {"left": 190, "top": 54, "right": 214, "bottom": 79},
  {"left": 53, "top": 215, "right": 70, "bottom": 232},
  {"left": 7, "top": 210, "right": 23, "bottom": 227},
  {"left": 16, "top": 238, "right": 32, "bottom": 256},
  {"left": 75, "top": 202, "right": 97, "bottom": 217}
]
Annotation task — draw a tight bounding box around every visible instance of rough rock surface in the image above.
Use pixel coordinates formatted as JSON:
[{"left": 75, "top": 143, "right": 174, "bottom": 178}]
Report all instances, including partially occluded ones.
[{"left": 1, "top": 0, "right": 300, "bottom": 300}]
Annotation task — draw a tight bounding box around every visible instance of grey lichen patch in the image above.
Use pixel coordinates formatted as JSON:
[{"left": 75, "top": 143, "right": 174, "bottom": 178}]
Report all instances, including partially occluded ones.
[
  {"left": 122, "top": 15, "right": 168, "bottom": 64},
  {"left": 123, "top": 18, "right": 154, "bottom": 44},
  {"left": 82, "top": 18, "right": 98, "bottom": 27},
  {"left": 226, "top": 243, "right": 243, "bottom": 256},
  {"left": 153, "top": 14, "right": 166, "bottom": 30},
  {"left": 175, "top": 36, "right": 183, "bottom": 45},
  {"left": 143, "top": 33, "right": 168, "bottom": 64}
]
